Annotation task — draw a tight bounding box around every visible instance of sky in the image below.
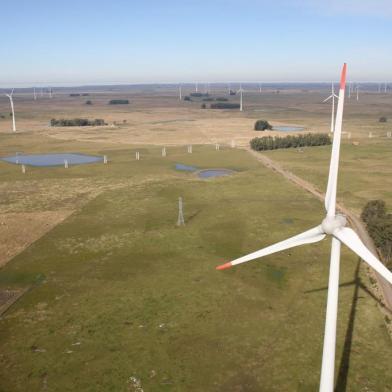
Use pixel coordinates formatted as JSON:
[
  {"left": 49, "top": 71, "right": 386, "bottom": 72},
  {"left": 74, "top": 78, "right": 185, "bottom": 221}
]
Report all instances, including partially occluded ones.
[{"left": 1, "top": 0, "right": 392, "bottom": 86}]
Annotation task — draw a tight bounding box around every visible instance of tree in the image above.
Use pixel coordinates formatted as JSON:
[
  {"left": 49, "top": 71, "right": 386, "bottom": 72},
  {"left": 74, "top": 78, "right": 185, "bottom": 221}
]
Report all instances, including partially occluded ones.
[
  {"left": 254, "top": 120, "right": 273, "bottom": 131},
  {"left": 379, "top": 116, "right": 388, "bottom": 123}
]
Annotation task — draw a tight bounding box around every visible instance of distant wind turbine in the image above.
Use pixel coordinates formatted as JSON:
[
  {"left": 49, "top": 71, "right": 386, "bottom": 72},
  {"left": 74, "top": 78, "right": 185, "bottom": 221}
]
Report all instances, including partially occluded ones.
[
  {"left": 5, "top": 89, "right": 16, "bottom": 132},
  {"left": 179, "top": 84, "right": 182, "bottom": 100},
  {"left": 216, "top": 64, "right": 392, "bottom": 392},
  {"left": 238, "top": 84, "right": 244, "bottom": 112},
  {"left": 33, "top": 87, "right": 37, "bottom": 100},
  {"left": 356, "top": 85, "right": 359, "bottom": 101},
  {"left": 323, "top": 83, "right": 339, "bottom": 133}
]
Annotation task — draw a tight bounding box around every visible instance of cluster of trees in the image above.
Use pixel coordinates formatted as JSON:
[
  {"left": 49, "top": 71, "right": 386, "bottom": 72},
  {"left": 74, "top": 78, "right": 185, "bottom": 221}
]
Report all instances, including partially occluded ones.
[
  {"left": 190, "top": 92, "right": 209, "bottom": 97},
  {"left": 202, "top": 97, "right": 229, "bottom": 102},
  {"left": 210, "top": 102, "right": 240, "bottom": 109},
  {"left": 250, "top": 133, "right": 331, "bottom": 151},
  {"left": 50, "top": 118, "right": 107, "bottom": 127},
  {"left": 254, "top": 120, "right": 273, "bottom": 131},
  {"left": 361, "top": 200, "right": 392, "bottom": 268},
  {"left": 69, "top": 93, "right": 89, "bottom": 97},
  {"left": 109, "top": 99, "right": 129, "bottom": 105},
  {"left": 379, "top": 116, "right": 388, "bottom": 123}
]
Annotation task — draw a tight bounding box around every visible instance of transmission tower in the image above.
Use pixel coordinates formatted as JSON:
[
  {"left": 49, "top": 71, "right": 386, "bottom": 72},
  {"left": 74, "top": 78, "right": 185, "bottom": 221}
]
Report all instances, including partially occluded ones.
[{"left": 177, "top": 197, "right": 185, "bottom": 226}]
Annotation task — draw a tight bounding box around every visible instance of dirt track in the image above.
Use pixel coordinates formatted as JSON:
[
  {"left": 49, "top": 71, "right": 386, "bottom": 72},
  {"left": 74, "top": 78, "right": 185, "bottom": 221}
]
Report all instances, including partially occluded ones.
[{"left": 246, "top": 147, "right": 392, "bottom": 313}]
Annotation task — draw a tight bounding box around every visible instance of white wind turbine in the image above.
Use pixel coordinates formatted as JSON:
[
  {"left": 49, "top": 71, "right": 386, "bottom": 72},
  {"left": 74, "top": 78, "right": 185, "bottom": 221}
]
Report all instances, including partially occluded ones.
[
  {"left": 323, "top": 83, "right": 339, "bottom": 133},
  {"left": 216, "top": 64, "right": 392, "bottom": 392},
  {"left": 238, "top": 83, "right": 244, "bottom": 112},
  {"left": 5, "top": 88, "right": 16, "bottom": 132}
]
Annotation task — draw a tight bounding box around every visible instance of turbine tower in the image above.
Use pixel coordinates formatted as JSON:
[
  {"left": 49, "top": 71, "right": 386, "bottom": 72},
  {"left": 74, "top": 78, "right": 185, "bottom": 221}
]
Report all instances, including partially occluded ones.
[
  {"left": 238, "top": 84, "right": 244, "bottom": 112},
  {"left": 323, "top": 83, "right": 339, "bottom": 133},
  {"left": 33, "top": 87, "right": 37, "bottom": 100},
  {"left": 5, "top": 89, "right": 16, "bottom": 132},
  {"left": 179, "top": 84, "right": 182, "bottom": 100},
  {"left": 177, "top": 197, "right": 185, "bottom": 226},
  {"left": 216, "top": 64, "right": 392, "bottom": 392}
]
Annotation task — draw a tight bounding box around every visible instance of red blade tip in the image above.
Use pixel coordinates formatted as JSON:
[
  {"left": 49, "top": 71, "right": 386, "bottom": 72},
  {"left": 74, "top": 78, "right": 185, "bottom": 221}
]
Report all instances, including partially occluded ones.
[
  {"left": 340, "top": 63, "right": 347, "bottom": 90},
  {"left": 216, "top": 262, "right": 233, "bottom": 270}
]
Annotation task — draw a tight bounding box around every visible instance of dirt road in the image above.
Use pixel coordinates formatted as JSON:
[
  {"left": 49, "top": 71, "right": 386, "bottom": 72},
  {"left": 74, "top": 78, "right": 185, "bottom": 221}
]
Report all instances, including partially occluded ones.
[{"left": 246, "top": 148, "right": 392, "bottom": 313}]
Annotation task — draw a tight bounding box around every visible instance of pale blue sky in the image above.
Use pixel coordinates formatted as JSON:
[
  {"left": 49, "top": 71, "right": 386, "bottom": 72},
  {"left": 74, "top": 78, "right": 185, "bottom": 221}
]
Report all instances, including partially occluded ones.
[{"left": 1, "top": 0, "right": 391, "bottom": 86}]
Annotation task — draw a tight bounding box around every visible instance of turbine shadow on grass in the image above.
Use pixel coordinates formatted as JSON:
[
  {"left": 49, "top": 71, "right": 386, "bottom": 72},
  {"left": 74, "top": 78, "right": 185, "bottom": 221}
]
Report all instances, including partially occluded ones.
[{"left": 304, "top": 259, "right": 383, "bottom": 392}]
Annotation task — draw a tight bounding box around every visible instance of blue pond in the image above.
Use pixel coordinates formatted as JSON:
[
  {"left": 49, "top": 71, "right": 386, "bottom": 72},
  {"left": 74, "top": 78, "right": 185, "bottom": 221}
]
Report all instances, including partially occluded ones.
[
  {"left": 175, "top": 163, "right": 198, "bottom": 172},
  {"left": 198, "top": 169, "right": 234, "bottom": 179},
  {"left": 1, "top": 153, "right": 103, "bottom": 167},
  {"left": 273, "top": 126, "right": 304, "bottom": 132}
]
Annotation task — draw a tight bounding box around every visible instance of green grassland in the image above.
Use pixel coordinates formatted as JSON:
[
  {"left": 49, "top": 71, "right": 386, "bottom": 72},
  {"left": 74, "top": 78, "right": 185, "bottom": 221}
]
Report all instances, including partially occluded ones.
[
  {"left": 0, "top": 135, "right": 391, "bottom": 391},
  {"left": 263, "top": 138, "right": 392, "bottom": 214}
]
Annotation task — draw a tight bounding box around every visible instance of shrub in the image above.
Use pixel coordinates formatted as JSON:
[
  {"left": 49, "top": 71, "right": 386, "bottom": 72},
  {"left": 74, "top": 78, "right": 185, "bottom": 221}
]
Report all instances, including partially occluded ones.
[
  {"left": 210, "top": 102, "right": 240, "bottom": 109},
  {"left": 361, "top": 200, "right": 392, "bottom": 266},
  {"left": 201, "top": 103, "right": 207, "bottom": 109},
  {"left": 109, "top": 99, "right": 129, "bottom": 105},
  {"left": 250, "top": 133, "right": 331, "bottom": 151},
  {"left": 50, "top": 118, "right": 107, "bottom": 127},
  {"left": 379, "top": 116, "right": 388, "bottom": 123},
  {"left": 254, "top": 120, "right": 273, "bottom": 131},
  {"left": 85, "top": 100, "right": 92, "bottom": 105}
]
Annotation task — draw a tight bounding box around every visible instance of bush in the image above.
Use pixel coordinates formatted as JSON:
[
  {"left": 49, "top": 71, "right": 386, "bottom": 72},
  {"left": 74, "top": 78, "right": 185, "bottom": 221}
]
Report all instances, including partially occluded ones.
[
  {"left": 50, "top": 118, "right": 107, "bottom": 127},
  {"left": 379, "top": 116, "right": 388, "bottom": 123},
  {"left": 201, "top": 103, "right": 206, "bottom": 109},
  {"left": 210, "top": 102, "right": 240, "bottom": 109},
  {"left": 361, "top": 200, "right": 392, "bottom": 266},
  {"left": 109, "top": 99, "right": 129, "bottom": 105},
  {"left": 254, "top": 120, "right": 273, "bottom": 131},
  {"left": 85, "top": 100, "right": 92, "bottom": 105},
  {"left": 250, "top": 133, "right": 331, "bottom": 151}
]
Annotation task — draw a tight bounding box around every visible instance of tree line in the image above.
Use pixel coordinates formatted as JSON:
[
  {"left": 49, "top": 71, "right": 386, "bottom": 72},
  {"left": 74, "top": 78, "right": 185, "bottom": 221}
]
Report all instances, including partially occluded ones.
[
  {"left": 109, "top": 99, "right": 129, "bottom": 105},
  {"left": 50, "top": 118, "right": 107, "bottom": 127},
  {"left": 361, "top": 200, "right": 392, "bottom": 268},
  {"left": 250, "top": 133, "right": 331, "bottom": 151}
]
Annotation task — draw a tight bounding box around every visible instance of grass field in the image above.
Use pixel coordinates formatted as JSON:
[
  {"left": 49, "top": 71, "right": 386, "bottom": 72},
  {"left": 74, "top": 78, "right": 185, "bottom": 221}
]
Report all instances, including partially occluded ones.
[
  {"left": 0, "top": 139, "right": 392, "bottom": 391},
  {"left": 0, "top": 87, "right": 391, "bottom": 391}
]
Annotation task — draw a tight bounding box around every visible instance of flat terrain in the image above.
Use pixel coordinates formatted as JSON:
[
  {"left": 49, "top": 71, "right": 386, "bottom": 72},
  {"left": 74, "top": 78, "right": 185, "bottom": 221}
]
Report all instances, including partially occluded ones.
[{"left": 0, "top": 86, "right": 391, "bottom": 391}]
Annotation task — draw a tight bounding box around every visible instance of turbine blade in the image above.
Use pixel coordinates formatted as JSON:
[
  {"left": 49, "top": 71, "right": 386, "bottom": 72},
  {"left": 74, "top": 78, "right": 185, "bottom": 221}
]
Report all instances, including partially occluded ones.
[
  {"left": 333, "top": 227, "right": 392, "bottom": 285},
  {"left": 216, "top": 225, "right": 325, "bottom": 270},
  {"left": 319, "top": 237, "right": 341, "bottom": 391},
  {"left": 325, "top": 63, "right": 347, "bottom": 216},
  {"left": 323, "top": 95, "right": 333, "bottom": 102}
]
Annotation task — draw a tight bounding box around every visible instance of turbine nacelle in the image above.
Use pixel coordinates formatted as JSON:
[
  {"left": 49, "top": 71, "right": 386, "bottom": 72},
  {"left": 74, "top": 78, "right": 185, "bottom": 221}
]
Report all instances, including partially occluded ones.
[{"left": 321, "top": 214, "right": 346, "bottom": 235}]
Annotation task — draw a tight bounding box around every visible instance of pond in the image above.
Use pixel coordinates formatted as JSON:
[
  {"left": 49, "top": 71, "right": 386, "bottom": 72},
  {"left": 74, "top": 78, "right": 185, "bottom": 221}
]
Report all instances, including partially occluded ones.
[
  {"left": 1, "top": 153, "right": 103, "bottom": 167},
  {"left": 175, "top": 163, "right": 198, "bottom": 172},
  {"left": 273, "top": 126, "right": 304, "bottom": 132},
  {"left": 198, "top": 169, "right": 234, "bottom": 179}
]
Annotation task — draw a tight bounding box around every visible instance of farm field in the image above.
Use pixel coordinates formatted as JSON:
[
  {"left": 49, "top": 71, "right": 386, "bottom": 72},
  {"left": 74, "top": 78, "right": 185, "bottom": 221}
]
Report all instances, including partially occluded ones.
[{"left": 0, "top": 87, "right": 391, "bottom": 391}]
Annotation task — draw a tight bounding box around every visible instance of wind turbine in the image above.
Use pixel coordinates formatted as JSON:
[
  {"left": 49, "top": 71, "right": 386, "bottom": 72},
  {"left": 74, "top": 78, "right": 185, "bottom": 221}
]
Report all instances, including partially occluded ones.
[
  {"left": 179, "top": 84, "right": 182, "bottom": 100},
  {"left": 33, "top": 87, "right": 37, "bottom": 100},
  {"left": 5, "top": 89, "right": 16, "bottom": 132},
  {"left": 238, "top": 84, "right": 244, "bottom": 112},
  {"left": 323, "top": 83, "right": 339, "bottom": 133},
  {"left": 216, "top": 64, "right": 392, "bottom": 392},
  {"left": 356, "top": 85, "right": 359, "bottom": 101}
]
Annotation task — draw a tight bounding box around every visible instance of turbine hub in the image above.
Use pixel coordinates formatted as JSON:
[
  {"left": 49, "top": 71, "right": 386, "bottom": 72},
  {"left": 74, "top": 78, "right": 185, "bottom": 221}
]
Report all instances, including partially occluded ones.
[{"left": 321, "top": 214, "right": 347, "bottom": 235}]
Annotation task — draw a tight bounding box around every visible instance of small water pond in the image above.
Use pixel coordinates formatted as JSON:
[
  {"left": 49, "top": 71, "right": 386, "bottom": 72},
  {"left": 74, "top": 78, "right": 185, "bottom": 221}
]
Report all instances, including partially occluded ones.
[
  {"left": 273, "top": 126, "right": 304, "bottom": 132},
  {"left": 1, "top": 153, "right": 103, "bottom": 167},
  {"left": 175, "top": 163, "right": 198, "bottom": 172},
  {"left": 198, "top": 169, "right": 234, "bottom": 179}
]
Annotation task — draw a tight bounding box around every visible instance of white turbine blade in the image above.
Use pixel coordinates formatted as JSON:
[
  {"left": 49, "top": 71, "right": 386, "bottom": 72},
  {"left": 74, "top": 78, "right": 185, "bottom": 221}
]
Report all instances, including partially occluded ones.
[
  {"left": 319, "top": 237, "right": 341, "bottom": 392},
  {"left": 216, "top": 225, "right": 325, "bottom": 270},
  {"left": 333, "top": 227, "right": 392, "bottom": 285},
  {"left": 325, "top": 63, "right": 347, "bottom": 216},
  {"left": 323, "top": 95, "right": 333, "bottom": 103}
]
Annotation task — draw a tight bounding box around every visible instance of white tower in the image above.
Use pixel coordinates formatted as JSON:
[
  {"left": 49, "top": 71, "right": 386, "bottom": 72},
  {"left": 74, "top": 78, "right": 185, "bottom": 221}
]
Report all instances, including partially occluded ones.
[{"left": 5, "top": 89, "right": 16, "bottom": 132}]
